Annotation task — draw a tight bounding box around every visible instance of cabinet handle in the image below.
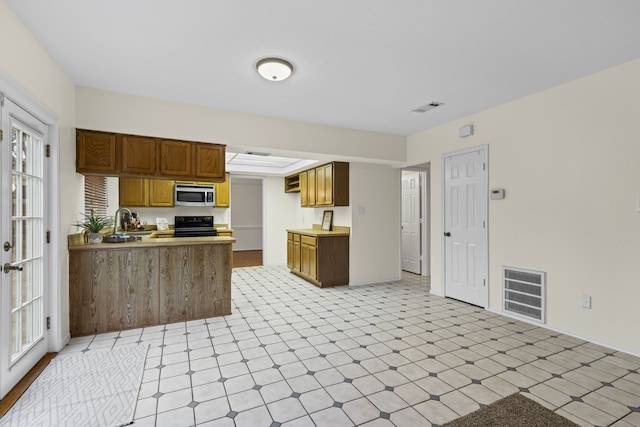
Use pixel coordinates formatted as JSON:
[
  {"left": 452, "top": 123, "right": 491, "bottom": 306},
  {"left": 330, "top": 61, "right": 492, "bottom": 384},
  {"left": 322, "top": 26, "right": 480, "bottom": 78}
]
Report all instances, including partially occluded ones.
[{"left": 444, "top": 232, "right": 451, "bottom": 237}]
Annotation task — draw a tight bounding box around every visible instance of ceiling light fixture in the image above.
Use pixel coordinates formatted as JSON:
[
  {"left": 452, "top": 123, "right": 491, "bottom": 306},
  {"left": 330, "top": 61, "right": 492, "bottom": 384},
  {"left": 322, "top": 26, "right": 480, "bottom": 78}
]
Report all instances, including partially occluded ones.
[{"left": 256, "top": 57, "right": 293, "bottom": 82}]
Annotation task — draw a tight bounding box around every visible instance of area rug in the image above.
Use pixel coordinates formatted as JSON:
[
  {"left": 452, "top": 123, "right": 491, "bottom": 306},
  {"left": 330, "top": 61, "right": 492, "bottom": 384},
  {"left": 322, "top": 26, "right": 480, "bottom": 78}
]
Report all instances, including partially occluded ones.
[
  {"left": 443, "top": 392, "right": 580, "bottom": 427},
  {"left": 0, "top": 344, "right": 148, "bottom": 427}
]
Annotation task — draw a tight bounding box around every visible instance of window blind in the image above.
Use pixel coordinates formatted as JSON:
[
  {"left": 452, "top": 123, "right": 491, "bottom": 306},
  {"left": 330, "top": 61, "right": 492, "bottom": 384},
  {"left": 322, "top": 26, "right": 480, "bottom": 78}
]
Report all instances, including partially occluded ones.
[{"left": 84, "top": 176, "right": 108, "bottom": 217}]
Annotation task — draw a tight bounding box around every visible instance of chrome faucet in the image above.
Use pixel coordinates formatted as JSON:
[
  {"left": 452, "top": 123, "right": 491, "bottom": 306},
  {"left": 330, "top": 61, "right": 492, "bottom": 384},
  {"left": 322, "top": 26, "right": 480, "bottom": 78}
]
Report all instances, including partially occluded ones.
[{"left": 112, "top": 207, "right": 132, "bottom": 235}]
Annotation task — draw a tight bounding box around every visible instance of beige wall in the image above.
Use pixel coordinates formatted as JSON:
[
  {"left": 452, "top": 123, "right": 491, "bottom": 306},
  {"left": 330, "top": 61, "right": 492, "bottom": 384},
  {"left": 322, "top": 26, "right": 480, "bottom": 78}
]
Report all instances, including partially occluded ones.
[
  {"left": 75, "top": 87, "right": 406, "bottom": 164},
  {"left": 0, "top": 0, "right": 78, "bottom": 348},
  {"left": 407, "top": 59, "right": 640, "bottom": 354}
]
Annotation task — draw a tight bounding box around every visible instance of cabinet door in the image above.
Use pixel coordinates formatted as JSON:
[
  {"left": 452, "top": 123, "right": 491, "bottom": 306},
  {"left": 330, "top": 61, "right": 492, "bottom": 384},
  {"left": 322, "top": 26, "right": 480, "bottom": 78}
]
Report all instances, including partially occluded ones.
[
  {"left": 76, "top": 130, "right": 119, "bottom": 173},
  {"left": 293, "top": 234, "right": 301, "bottom": 272},
  {"left": 194, "top": 143, "right": 225, "bottom": 181},
  {"left": 299, "top": 171, "right": 308, "bottom": 207},
  {"left": 308, "top": 242, "right": 317, "bottom": 279},
  {"left": 287, "top": 233, "right": 294, "bottom": 269},
  {"left": 307, "top": 168, "right": 316, "bottom": 207},
  {"left": 316, "top": 163, "right": 333, "bottom": 206},
  {"left": 119, "top": 178, "right": 148, "bottom": 207},
  {"left": 214, "top": 173, "right": 230, "bottom": 207},
  {"left": 159, "top": 139, "right": 192, "bottom": 177},
  {"left": 122, "top": 135, "right": 157, "bottom": 174},
  {"left": 315, "top": 165, "right": 326, "bottom": 205},
  {"left": 148, "top": 180, "right": 175, "bottom": 207},
  {"left": 300, "top": 236, "right": 317, "bottom": 279}
]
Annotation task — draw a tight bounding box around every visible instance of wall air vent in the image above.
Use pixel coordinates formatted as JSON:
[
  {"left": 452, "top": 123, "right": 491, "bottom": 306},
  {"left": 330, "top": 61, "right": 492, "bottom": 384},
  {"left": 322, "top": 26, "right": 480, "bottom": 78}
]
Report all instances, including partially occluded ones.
[
  {"left": 503, "top": 267, "right": 546, "bottom": 323},
  {"left": 411, "top": 102, "right": 444, "bottom": 113}
]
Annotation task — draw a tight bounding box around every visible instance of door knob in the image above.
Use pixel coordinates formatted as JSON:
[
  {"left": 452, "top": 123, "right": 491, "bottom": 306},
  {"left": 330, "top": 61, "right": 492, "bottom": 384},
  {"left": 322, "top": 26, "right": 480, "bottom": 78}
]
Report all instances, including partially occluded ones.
[
  {"left": 444, "top": 232, "right": 451, "bottom": 237},
  {"left": 3, "top": 263, "right": 23, "bottom": 273}
]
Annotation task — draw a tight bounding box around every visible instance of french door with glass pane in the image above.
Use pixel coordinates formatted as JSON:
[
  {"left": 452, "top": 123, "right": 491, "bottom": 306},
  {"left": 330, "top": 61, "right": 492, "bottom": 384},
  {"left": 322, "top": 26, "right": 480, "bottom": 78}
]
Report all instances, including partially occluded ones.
[{"left": 0, "top": 96, "right": 48, "bottom": 399}]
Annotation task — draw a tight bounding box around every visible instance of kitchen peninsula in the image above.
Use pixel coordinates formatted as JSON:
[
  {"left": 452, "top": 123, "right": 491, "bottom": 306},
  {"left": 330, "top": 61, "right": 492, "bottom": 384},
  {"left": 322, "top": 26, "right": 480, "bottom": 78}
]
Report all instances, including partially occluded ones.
[{"left": 68, "top": 235, "right": 235, "bottom": 336}]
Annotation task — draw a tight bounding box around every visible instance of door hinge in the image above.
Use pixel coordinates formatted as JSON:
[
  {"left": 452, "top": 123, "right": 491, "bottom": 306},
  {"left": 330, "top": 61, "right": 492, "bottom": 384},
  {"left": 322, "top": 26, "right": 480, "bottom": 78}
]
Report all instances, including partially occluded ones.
[
  {"left": 483, "top": 163, "right": 486, "bottom": 171},
  {"left": 483, "top": 279, "right": 486, "bottom": 287},
  {"left": 46, "top": 144, "right": 51, "bottom": 158},
  {"left": 46, "top": 316, "right": 51, "bottom": 330},
  {"left": 483, "top": 220, "right": 486, "bottom": 229},
  {"left": 0, "top": 93, "right": 4, "bottom": 107},
  {"left": 0, "top": 130, "right": 3, "bottom": 141},
  {"left": 46, "top": 231, "right": 51, "bottom": 243}
]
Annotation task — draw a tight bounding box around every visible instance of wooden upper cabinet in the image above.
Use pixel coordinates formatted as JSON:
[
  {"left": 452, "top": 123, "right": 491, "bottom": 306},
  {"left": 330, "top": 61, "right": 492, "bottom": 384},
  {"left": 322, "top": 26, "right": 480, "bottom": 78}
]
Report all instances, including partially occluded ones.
[
  {"left": 194, "top": 143, "right": 225, "bottom": 181},
  {"left": 299, "top": 171, "right": 308, "bottom": 207},
  {"left": 292, "top": 161, "right": 348, "bottom": 208},
  {"left": 159, "top": 139, "right": 192, "bottom": 177},
  {"left": 214, "top": 173, "right": 230, "bottom": 207},
  {"left": 148, "top": 179, "right": 175, "bottom": 207},
  {"left": 122, "top": 135, "right": 157, "bottom": 175},
  {"left": 76, "top": 129, "right": 120, "bottom": 173},
  {"left": 76, "top": 129, "right": 226, "bottom": 181},
  {"left": 119, "top": 178, "right": 175, "bottom": 207},
  {"left": 119, "top": 177, "right": 148, "bottom": 207}
]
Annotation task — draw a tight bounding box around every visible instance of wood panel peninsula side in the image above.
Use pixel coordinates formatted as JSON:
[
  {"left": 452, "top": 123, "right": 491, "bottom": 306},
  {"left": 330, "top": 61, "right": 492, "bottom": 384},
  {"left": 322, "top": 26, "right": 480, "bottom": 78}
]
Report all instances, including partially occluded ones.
[
  {"left": 286, "top": 225, "right": 349, "bottom": 287},
  {"left": 68, "top": 236, "right": 235, "bottom": 336}
]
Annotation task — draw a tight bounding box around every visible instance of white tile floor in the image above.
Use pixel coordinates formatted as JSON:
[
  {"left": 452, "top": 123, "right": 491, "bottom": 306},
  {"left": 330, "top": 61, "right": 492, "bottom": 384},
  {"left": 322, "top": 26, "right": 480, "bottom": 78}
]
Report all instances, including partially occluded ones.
[{"left": 61, "top": 266, "right": 640, "bottom": 426}]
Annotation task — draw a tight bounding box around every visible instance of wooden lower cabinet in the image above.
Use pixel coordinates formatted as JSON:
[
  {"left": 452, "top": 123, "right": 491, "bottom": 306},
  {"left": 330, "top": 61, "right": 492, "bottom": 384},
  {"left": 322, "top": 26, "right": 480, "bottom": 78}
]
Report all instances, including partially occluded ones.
[
  {"left": 158, "top": 245, "right": 231, "bottom": 324},
  {"left": 69, "top": 243, "right": 232, "bottom": 336},
  {"left": 286, "top": 231, "right": 348, "bottom": 287}
]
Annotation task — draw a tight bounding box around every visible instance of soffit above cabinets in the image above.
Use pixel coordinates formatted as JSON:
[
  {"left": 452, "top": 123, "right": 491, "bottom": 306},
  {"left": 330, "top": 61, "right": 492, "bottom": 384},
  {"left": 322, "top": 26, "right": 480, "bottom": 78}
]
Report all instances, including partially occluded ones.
[{"left": 225, "top": 152, "right": 317, "bottom": 176}]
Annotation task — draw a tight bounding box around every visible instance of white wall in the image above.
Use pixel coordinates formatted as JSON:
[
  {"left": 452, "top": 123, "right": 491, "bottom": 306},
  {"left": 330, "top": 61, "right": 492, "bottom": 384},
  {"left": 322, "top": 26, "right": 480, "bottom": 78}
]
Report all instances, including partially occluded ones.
[
  {"left": 349, "top": 163, "right": 401, "bottom": 285},
  {"left": 264, "top": 176, "right": 301, "bottom": 265},
  {"left": 0, "top": 0, "right": 77, "bottom": 350},
  {"left": 406, "top": 59, "right": 640, "bottom": 354}
]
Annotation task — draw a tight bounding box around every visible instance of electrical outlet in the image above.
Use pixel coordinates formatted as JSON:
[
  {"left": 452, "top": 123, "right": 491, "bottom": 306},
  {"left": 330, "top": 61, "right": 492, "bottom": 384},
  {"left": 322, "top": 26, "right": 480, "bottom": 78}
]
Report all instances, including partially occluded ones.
[{"left": 581, "top": 295, "right": 592, "bottom": 309}]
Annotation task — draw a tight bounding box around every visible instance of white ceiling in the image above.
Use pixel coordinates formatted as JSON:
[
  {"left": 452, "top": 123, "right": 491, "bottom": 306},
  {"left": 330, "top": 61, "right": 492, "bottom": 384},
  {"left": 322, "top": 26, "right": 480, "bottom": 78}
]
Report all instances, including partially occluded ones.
[{"left": 6, "top": 1, "right": 640, "bottom": 137}]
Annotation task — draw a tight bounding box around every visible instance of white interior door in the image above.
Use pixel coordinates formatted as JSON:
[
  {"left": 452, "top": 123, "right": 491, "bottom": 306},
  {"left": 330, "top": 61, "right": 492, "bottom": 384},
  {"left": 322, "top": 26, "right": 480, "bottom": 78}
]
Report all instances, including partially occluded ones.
[
  {"left": 0, "top": 96, "right": 49, "bottom": 398},
  {"left": 443, "top": 148, "right": 488, "bottom": 307},
  {"left": 401, "top": 172, "right": 421, "bottom": 274}
]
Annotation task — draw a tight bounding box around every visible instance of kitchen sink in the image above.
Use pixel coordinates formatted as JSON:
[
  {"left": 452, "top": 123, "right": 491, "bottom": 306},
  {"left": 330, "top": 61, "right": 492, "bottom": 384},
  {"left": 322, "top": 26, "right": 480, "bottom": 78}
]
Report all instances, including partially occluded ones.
[{"left": 102, "top": 234, "right": 140, "bottom": 243}]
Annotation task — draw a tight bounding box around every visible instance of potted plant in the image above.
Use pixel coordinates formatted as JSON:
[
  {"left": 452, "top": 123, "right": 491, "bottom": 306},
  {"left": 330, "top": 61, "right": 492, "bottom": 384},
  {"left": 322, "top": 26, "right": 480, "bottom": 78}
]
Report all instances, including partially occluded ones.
[{"left": 74, "top": 209, "right": 112, "bottom": 244}]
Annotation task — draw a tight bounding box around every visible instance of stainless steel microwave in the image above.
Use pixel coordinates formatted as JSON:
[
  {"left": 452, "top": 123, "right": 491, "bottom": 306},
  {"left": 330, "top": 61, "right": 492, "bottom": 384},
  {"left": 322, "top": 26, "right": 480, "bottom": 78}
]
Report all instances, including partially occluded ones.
[{"left": 174, "top": 183, "right": 215, "bottom": 207}]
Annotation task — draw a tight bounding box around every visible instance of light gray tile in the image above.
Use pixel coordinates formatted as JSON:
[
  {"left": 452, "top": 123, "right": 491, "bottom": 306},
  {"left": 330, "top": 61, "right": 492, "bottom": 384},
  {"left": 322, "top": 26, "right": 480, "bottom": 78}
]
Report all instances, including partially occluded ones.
[
  {"left": 367, "top": 390, "right": 409, "bottom": 413},
  {"left": 562, "top": 401, "right": 618, "bottom": 426},
  {"left": 299, "top": 388, "right": 334, "bottom": 413},
  {"left": 341, "top": 397, "right": 380, "bottom": 425},
  {"left": 268, "top": 397, "right": 307, "bottom": 423},
  {"left": 194, "top": 396, "right": 230, "bottom": 424},
  {"left": 310, "top": 407, "right": 355, "bottom": 427},
  {"left": 440, "top": 389, "right": 481, "bottom": 417}
]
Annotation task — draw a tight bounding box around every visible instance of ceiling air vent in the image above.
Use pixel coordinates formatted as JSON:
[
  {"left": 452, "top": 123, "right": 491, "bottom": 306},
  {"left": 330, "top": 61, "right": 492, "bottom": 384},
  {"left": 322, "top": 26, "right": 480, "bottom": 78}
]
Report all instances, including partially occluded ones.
[
  {"left": 412, "top": 102, "right": 444, "bottom": 113},
  {"left": 245, "top": 151, "right": 271, "bottom": 156}
]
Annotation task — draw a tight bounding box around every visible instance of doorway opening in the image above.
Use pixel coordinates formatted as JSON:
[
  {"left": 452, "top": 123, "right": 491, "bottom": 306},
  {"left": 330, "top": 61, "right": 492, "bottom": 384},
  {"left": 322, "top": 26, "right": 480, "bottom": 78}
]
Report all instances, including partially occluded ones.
[
  {"left": 230, "top": 176, "right": 263, "bottom": 267},
  {"left": 401, "top": 166, "right": 430, "bottom": 277}
]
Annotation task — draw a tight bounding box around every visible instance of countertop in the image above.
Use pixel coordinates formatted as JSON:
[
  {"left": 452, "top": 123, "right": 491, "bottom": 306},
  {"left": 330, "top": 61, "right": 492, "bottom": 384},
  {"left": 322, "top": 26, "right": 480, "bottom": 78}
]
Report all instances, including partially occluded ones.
[
  {"left": 68, "top": 235, "right": 236, "bottom": 251},
  {"left": 286, "top": 228, "right": 350, "bottom": 237}
]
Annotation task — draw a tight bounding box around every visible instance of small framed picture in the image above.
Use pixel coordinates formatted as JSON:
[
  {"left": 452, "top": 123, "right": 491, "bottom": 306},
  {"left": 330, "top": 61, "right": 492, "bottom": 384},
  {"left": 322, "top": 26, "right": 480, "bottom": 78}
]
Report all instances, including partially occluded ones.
[{"left": 321, "top": 210, "right": 333, "bottom": 231}]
